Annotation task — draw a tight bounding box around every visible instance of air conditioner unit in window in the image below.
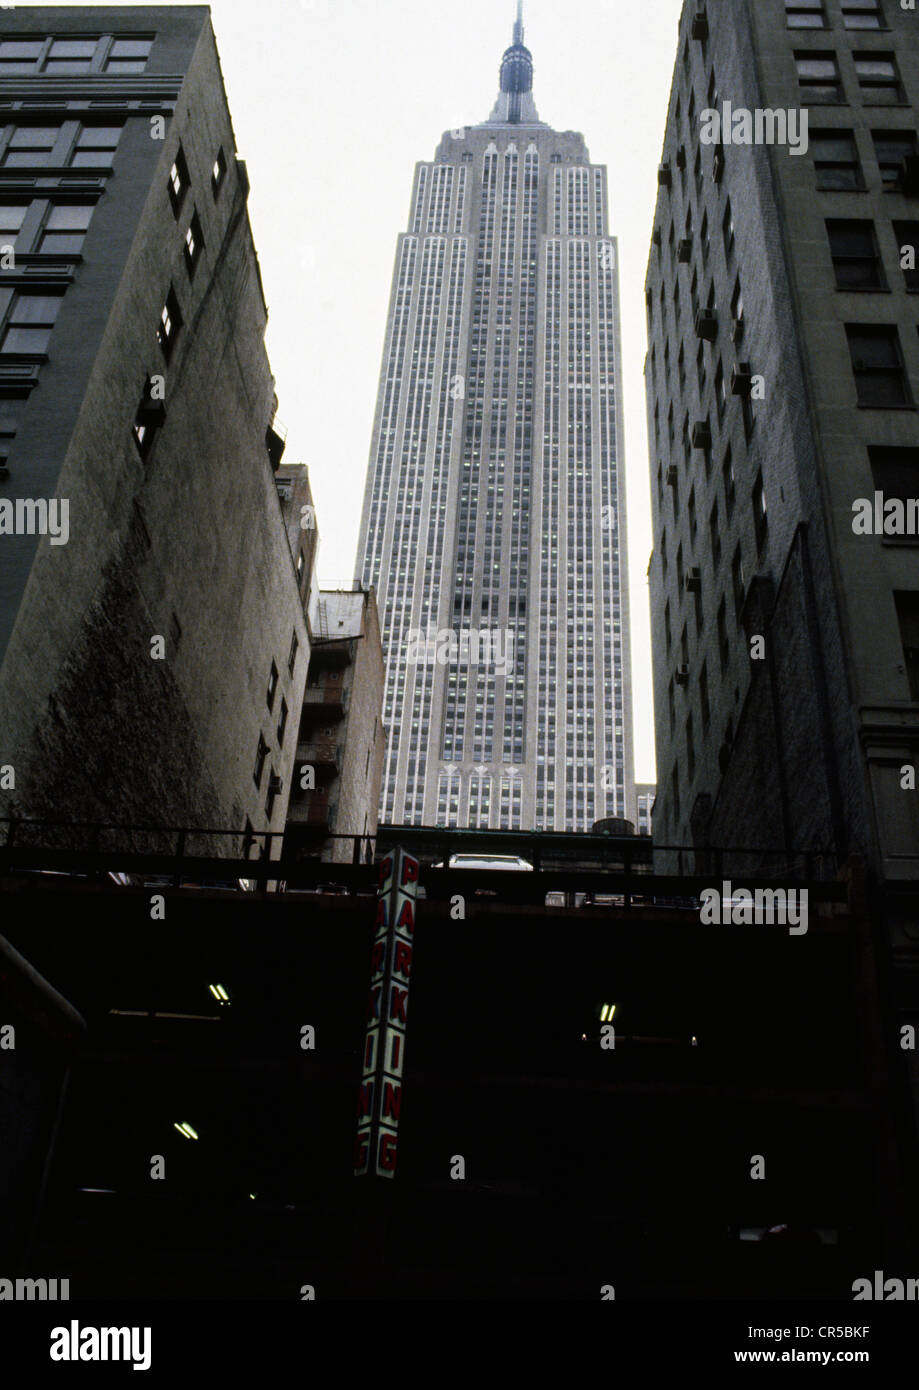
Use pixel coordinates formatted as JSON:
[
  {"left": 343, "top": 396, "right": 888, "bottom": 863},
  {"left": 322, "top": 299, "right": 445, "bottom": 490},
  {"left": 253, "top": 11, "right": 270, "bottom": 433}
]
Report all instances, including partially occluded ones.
[
  {"left": 677, "top": 238, "right": 692, "bottom": 263},
  {"left": 731, "top": 361, "right": 753, "bottom": 396},
  {"left": 666, "top": 465, "right": 679, "bottom": 486},
  {"left": 675, "top": 665, "right": 690, "bottom": 686},
  {"left": 695, "top": 308, "right": 718, "bottom": 341},
  {"left": 691, "top": 7, "right": 709, "bottom": 40},
  {"left": 684, "top": 568, "right": 702, "bottom": 592},
  {"left": 731, "top": 314, "right": 745, "bottom": 345},
  {"left": 692, "top": 421, "right": 712, "bottom": 449},
  {"left": 658, "top": 163, "right": 672, "bottom": 188}
]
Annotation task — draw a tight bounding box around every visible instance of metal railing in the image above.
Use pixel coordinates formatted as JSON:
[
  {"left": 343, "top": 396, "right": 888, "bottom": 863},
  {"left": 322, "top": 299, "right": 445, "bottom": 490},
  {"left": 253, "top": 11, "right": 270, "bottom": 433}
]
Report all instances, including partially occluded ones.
[{"left": 0, "top": 816, "right": 848, "bottom": 904}]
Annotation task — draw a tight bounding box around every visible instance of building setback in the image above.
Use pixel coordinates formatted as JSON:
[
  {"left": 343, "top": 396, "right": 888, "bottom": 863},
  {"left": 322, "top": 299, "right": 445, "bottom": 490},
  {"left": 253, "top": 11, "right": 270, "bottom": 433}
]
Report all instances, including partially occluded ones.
[
  {"left": 356, "top": 4, "right": 635, "bottom": 832},
  {"left": 0, "top": 7, "right": 309, "bottom": 849}
]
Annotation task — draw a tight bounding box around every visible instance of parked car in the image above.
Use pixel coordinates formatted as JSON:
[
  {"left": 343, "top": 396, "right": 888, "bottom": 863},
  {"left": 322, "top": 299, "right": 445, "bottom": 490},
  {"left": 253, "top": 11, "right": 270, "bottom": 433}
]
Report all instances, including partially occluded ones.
[{"left": 433, "top": 853, "right": 534, "bottom": 872}]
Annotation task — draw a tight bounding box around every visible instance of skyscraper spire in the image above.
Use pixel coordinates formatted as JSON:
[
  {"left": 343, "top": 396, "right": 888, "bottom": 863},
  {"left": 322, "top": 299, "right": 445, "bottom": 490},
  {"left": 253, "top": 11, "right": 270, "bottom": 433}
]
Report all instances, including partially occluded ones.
[{"left": 485, "top": 0, "right": 541, "bottom": 125}]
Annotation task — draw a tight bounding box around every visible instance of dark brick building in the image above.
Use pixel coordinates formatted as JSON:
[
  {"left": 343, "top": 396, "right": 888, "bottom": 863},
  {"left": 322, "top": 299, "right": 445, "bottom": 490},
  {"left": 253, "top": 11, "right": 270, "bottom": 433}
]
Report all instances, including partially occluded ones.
[{"left": 0, "top": 7, "right": 309, "bottom": 848}]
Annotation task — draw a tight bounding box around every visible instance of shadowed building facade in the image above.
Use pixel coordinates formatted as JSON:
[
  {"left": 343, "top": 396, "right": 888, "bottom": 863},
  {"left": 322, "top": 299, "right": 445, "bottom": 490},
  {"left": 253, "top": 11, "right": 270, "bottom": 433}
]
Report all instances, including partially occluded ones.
[{"left": 0, "top": 7, "right": 309, "bottom": 849}]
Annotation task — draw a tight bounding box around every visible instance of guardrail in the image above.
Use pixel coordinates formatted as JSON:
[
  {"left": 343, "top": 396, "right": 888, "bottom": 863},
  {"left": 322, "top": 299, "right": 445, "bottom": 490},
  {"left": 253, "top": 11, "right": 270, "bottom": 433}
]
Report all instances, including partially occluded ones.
[{"left": 0, "top": 816, "right": 849, "bottom": 905}]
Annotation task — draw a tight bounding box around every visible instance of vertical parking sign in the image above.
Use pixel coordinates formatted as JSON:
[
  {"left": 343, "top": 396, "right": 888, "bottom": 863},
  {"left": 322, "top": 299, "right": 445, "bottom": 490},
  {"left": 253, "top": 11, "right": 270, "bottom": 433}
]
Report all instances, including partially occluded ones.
[{"left": 354, "top": 848, "right": 418, "bottom": 1178}]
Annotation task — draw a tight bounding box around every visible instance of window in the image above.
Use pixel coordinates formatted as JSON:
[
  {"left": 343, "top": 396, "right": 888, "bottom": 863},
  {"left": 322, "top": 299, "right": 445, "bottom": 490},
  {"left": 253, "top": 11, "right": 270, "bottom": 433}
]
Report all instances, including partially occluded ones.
[
  {"left": 722, "top": 199, "right": 734, "bottom": 258},
  {"left": 786, "top": 0, "right": 826, "bottom": 24},
  {"left": 718, "top": 596, "right": 730, "bottom": 671},
  {"left": 753, "top": 473, "right": 768, "bottom": 550},
  {"left": 168, "top": 146, "right": 190, "bottom": 215},
  {"left": 811, "top": 130, "right": 863, "bottom": 189},
  {"left": 826, "top": 219, "right": 885, "bottom": 289},
  {"left": 254, "top": 733, "right": 268, "bottom": 789},
  {"left": 1, "top": 292, "right": 62, "bottom": 354},
  {"left": 296, "top": 550, "right": 305, "bottom": 583},
  {"left": 43, "top": 39, "right": 96, "bottom": 74},
  {"left": 156, "top": 286, "right": 183, "bottom": 362},
  {"left": 715, "top": 359, "right": 726, "bottom": 420},
  {"left": 71, "top": 125, "right": 121, "bottom": 168},
  {"left": 723, "top": 447, "right": 735, "bottom": 515},
  {"left": 0, "top": 40, "right": 44, "bottom": 74},
  {"left": 796, "top": 53, "right": 842, "bottom": 103},
  {"left": 288, "top": 630, "right": 299, "bottom": 675},
  {"left": 266, "top": 660, "right": 279, "bottom": 712},
  {"left": 212, "top": 147, "right": 227, "bottom": 197},
  {"left": 699, "top": 661, "right": 711, "bottom": 731},
  {"left": 0, "top": 205, "right": 27, "bottom": 251},
  {"left": 894, "top": 223, "right": 919, "bottom": 291},
  {"left": 855, "top": 53, "right": 903, "bottom": 104},
  {"left": 709, "top": 499, "right": 722, "bottom": 569},
  {"left": 265, "top": 768, "right": 279, "bottom": 820},
  {"left": 894, "top": 592, "right": 919, "bottom": 700},
  {"left": 132, "top": 377, "right": 165, "bottom": 461},
  {"left": 873, "top": 130, "right": 918, "bottom": 187},
  {"left": 105, "top": 38, "right": 153, "bottom": 74},
  {"left": 688, "top": 486, "right": 697, "bottom": 545},
  {"left": 277, "top": 698, "right": 289, "bottom": 745},
  {"left": 846, "top": 324, "right": 911, "bottom": 405},
  {"left": 69, "top": 127, "right": 118, "bottom": 170},
  {"left": 687, "top": 714, "right": 696, "bottom": 782},
  {"left": 183, "top": 210, "right": 204, "bottom": 277},
  {"left": 39, "top": 203, "right": 93, "bottom": 255},
  {"left": 731, "top": 276, "right": 744, "bottom": 327},
  {"left": 868, "top": 448, "right": 919, "bottom": 542},
  {"left": 732, "top": 544, "right": 746, "bottom": 620},
  {"left": 3, "top": 126, "right": 58, "bottom": 168},
  {"left": 842, "top": 0, "right": 885, "bottom": 26}
]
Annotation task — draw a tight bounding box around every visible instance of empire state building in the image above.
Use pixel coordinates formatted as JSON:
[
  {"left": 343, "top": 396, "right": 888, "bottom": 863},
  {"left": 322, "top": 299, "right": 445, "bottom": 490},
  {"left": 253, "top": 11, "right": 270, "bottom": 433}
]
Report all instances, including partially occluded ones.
[{"left": 356, "top": 4, "right": 635, "bottom": 832}]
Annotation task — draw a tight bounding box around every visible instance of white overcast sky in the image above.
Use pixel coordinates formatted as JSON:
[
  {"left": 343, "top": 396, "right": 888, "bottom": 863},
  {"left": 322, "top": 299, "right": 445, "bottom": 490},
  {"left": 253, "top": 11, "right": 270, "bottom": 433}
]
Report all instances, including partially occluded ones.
[{"left": 53, "top": 0, "right": 687, "bottom": 784}]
